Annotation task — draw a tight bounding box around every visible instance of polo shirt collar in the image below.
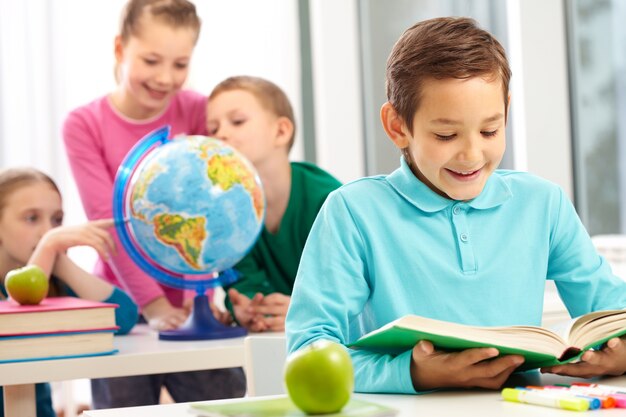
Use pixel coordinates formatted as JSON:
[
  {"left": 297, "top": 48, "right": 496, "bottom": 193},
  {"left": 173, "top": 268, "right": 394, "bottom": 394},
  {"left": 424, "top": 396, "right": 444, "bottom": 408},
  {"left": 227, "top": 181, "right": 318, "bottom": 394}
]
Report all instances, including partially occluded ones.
[{"left": 387, "top": 157, "right": 512, "bottom": 212}]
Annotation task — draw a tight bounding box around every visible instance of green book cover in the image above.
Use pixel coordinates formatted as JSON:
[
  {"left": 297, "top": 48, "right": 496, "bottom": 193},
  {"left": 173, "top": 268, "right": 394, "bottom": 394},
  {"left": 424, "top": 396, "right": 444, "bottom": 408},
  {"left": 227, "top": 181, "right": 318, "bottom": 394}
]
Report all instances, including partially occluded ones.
[
  {"left": 189, "top": 396, "right": 397, "bottom": 417},
  {"left": 347, "top": 313, "right": 626, "bottom": 371}
]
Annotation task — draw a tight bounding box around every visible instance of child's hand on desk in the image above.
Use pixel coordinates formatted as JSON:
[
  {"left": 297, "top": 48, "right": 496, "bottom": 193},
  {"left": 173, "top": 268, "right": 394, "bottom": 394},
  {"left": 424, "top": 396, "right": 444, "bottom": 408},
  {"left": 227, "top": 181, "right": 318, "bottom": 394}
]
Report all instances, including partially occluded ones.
[
  {"left": 229, "top": 289, "right": 289, "bottom": 332},
  {"left": 541, "top": 336, "right": 626, "bottom": 378},
  {"left": 248, "top": 293, "right": 290, "bottom": 332},
  {"left": 410, "top": 340, "right": 525, "bottom": 390},
  {"left": 143, "top": 296, "right": 189, "bottom": 331}
]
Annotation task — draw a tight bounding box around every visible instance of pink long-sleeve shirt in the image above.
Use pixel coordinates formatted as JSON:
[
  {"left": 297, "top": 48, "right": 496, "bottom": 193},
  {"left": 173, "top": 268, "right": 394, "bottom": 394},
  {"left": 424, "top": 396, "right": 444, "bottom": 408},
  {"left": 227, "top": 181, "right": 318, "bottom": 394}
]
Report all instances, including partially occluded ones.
[{"left": 63, "top": 90, "right": 207, "bottom": 308}]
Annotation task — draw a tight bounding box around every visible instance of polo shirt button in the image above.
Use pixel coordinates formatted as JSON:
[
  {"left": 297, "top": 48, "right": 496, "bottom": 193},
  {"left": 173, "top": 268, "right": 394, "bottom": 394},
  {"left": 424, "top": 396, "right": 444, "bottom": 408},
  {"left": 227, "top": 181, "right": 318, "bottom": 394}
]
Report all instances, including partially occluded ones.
[
  {"left": 453, "top": 206, "right": 461, "bottom": 215},
  {"left": 460, "top": 233, "right": 468, "bottom": 242}
]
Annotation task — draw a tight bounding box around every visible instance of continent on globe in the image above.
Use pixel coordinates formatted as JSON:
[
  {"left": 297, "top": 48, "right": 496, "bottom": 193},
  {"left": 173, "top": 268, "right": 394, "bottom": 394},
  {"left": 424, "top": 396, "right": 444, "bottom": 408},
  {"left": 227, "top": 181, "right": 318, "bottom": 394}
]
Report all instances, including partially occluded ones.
[
  {"left": 153, "top": 213, "right": 206, "bottom": 270},
  {"left": 207, "top": 154, "right": 264, "bottom": 222},
  {"left": 131, "top": 163, "right": 164, "bottom": 222}
]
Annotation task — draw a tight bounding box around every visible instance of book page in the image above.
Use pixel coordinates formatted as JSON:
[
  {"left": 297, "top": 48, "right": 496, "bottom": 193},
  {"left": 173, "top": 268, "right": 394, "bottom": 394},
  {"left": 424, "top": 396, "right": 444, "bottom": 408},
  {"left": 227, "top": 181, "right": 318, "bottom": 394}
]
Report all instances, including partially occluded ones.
[
  {"left": 568, "top": 309, "right": 626, "bottom": 348},
  {"left": 548, "top": 317, "right": 577, "bottom": 340}
]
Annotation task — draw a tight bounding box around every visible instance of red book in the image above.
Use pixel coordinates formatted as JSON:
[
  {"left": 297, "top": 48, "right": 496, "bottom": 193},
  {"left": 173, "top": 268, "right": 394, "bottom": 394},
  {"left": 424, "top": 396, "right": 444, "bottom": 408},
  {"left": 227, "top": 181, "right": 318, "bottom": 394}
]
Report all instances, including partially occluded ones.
[{"left": 0, "top": 296, "right": 118, "bottom": 336}]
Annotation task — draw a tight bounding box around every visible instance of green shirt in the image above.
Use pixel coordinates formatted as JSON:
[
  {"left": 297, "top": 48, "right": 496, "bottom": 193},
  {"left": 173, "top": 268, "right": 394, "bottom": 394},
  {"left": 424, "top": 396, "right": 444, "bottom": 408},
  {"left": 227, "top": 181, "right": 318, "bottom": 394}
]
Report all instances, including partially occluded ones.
[{"left": 226, "top": 162, "right": 341, "bottom": 307}]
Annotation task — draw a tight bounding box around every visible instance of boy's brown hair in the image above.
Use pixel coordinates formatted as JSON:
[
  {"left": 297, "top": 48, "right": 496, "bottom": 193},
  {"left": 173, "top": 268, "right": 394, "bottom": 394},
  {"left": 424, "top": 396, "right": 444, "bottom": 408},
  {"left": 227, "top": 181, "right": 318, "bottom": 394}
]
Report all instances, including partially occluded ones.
[
  {"left": 386, "top": 17, "right": 511, "bottom": 135},
  {"left": 209, "top": 76, "right": 297, "bottom": 151}
]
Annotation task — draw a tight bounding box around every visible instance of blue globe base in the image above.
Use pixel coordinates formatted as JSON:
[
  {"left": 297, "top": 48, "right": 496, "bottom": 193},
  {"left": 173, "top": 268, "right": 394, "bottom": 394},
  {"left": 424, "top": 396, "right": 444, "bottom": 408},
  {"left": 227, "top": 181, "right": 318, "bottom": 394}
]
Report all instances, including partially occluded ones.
[{"left": 159, "top": 294, "right": 247, "bottom": 341}]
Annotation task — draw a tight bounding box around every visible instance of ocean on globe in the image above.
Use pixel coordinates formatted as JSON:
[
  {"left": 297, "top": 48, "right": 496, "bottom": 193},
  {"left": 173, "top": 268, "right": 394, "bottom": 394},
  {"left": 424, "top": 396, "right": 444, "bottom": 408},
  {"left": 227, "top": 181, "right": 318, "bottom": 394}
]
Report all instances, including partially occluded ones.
[{"left": 120, "top": 132, "right": 265, "bottom": 277}]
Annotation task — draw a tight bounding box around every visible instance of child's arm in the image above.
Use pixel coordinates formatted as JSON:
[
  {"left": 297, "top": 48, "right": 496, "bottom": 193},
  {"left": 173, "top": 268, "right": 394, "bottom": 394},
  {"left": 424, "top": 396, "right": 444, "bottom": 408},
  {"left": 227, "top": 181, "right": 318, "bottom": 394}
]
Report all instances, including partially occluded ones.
[
  {"left": 287, "top": 194, "right": 416, "bottom": 393},
  {"left": 53, "top": 253, "right": 117, "bottom": 301},
  {"left": 541, "top": 187, "right": 626, "bottom": 377},
  {"left": 29, "top": 219, "right": 116, "bottom": 298},
  {"left": 55, "top": 254, "right": 139, "bottom": 334}
]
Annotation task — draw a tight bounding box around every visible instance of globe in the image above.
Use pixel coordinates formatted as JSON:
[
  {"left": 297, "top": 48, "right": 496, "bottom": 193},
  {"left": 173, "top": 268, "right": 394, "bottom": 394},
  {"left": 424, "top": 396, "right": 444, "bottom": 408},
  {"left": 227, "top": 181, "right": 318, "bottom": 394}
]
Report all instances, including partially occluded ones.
[{"left": 112, "top": 126, "right": 265, "bottom": 340}]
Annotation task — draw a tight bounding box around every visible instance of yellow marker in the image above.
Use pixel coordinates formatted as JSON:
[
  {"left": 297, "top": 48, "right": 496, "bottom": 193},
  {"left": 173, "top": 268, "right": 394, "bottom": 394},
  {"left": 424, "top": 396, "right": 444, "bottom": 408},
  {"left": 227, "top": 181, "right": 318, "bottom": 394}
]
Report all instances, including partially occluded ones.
[{"left": 502, "top": 388, "right": 589, "bottom": 412}]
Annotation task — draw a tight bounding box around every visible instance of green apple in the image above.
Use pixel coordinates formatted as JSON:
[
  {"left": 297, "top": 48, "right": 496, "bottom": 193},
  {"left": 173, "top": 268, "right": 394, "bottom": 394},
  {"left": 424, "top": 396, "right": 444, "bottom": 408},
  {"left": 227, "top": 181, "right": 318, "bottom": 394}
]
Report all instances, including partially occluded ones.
[
  {"left": 284, "top": 339, "right": 354, "bottom": 414},
  {"left": 5, "top": 265, "right": 49, "bottom": 305}
]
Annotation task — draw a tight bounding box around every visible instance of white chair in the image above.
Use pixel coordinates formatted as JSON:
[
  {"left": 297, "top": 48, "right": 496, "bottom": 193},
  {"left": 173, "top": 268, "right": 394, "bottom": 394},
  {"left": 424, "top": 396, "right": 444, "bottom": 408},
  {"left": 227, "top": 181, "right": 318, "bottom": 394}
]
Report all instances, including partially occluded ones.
[
  {"left": 243, "top": 333, "right": 287, "bottom": 396},
  {"left": 592, "top": 234, "right": 626, "bottom": 281}
]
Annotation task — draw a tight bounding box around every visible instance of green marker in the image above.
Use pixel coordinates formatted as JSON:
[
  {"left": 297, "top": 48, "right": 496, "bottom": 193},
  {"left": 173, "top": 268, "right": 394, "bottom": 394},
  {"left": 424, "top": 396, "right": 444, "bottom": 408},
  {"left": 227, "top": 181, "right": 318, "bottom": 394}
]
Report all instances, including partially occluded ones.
[{"left": 502, "top": 387, "right": 589, "bottom": 412}]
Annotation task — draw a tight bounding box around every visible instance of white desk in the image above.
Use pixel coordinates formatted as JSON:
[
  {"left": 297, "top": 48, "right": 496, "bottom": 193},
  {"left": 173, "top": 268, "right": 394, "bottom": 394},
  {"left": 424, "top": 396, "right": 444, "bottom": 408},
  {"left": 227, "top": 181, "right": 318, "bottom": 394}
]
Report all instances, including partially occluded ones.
[
  {"left": 82, "top": 373, "right": 626, "bottom": 417},
  {"left": 0, "top": 325, "right": 245, "bottom": 417}
]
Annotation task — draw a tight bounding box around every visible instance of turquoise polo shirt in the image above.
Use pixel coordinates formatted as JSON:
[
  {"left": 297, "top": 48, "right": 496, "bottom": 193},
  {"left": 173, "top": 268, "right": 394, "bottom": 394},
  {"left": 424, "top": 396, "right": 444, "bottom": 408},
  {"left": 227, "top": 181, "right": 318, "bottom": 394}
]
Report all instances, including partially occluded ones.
[{"left": 286, "top": 158, "right": 626, "bottom": 393}]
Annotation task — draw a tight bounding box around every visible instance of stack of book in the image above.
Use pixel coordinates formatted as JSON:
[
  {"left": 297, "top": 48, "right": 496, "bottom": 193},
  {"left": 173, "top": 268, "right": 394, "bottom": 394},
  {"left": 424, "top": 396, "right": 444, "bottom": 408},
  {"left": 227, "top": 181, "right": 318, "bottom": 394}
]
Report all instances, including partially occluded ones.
[{"left": 0, "top": 297, "right": 119, "bottom": 363}]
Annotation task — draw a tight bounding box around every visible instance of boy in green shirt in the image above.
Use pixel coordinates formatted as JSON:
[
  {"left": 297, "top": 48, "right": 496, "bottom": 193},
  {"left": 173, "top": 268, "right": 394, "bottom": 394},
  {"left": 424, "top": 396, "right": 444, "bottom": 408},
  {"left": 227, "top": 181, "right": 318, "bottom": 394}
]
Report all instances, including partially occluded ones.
[{"left": 207, "top": 76, "right": 341, "bottom": 331}]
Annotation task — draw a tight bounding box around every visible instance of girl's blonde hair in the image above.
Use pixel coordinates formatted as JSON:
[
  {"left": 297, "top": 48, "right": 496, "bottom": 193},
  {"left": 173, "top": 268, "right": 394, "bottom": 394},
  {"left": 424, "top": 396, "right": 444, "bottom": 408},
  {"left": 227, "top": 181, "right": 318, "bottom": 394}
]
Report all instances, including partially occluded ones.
[{"left": 119, "top": 0, "right": 201, "bottom": 45}]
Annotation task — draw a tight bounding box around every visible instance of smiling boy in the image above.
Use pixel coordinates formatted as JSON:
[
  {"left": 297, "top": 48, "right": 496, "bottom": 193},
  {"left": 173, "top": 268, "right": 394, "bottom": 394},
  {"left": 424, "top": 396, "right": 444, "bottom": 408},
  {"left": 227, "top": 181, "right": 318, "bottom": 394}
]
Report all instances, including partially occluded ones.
[{"left": 286, "top": 17, "right": 626, "bottom": 393}]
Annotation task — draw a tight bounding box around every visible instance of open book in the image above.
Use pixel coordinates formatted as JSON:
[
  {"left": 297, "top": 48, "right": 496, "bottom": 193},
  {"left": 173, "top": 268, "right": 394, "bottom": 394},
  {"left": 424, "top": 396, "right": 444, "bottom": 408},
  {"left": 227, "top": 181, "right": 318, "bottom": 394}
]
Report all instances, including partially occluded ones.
[{"left": 348, "top": 309, "right": 626, "bottom": 370}]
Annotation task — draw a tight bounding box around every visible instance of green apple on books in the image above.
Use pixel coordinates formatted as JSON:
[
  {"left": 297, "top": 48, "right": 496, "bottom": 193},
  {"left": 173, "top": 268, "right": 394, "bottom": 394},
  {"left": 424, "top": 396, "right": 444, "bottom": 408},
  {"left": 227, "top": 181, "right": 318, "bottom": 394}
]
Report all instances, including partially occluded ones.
[
  {"left": 348, "top": 309, "right": 626, "bottom": 370},
  {"left": 0, "top": 296, "right": 119, "bottom": 363},
  {"left": 4, "top": 264, "right": 49, "bottom": 305}
]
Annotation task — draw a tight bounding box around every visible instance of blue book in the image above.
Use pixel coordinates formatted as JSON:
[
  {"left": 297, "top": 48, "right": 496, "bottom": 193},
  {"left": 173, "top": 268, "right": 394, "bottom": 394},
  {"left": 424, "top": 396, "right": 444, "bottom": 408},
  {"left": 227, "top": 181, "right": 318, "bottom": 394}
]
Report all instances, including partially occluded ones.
[{"left": 0, "top": 330, "right": 117, "bottom": 363}]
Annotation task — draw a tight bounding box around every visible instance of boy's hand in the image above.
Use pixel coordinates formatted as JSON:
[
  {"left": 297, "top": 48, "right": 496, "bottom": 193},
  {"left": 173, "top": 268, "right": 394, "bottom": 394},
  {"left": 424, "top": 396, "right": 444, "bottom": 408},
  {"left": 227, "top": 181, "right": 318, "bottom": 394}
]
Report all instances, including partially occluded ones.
[
  {"left": 248, "top": 293, "right": 290, "bottom": 332},
  {"left": 411, "top": 340, "right": 525, "bottom": 390},
  {"left": 229, "top": 289, "right": 289, "bottom": 332},
  {"left": 228, "top": 288, "right": 261, "bottom": 329},
  {"left": 541, "top": 337, "right": 626, "bottom": 378}
]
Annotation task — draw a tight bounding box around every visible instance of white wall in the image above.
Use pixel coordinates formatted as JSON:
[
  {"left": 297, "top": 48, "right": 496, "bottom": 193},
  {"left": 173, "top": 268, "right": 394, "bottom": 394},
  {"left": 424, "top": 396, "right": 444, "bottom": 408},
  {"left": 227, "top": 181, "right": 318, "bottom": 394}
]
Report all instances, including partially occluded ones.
[
  {"left": 308, "top": 0, "right": 365, "bottom": 183},
  {"left": 506, "top": 0, "right": 573, "bottom": 198}
]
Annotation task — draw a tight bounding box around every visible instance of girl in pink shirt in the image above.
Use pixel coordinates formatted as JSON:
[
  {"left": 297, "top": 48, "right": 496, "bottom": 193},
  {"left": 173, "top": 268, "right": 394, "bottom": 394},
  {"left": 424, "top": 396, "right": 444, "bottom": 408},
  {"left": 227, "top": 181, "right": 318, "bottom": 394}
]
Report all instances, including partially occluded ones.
[{"left": 62, "top": 0, "right": 245, "bottom": 409}]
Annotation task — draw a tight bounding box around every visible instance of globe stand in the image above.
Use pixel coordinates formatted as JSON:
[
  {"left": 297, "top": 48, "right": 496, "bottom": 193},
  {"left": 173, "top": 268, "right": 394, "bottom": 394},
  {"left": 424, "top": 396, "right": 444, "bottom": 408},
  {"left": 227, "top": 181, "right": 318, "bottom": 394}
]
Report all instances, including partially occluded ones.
[{"left": 159, "top": 292, "right": 247, "bottom": 341}]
